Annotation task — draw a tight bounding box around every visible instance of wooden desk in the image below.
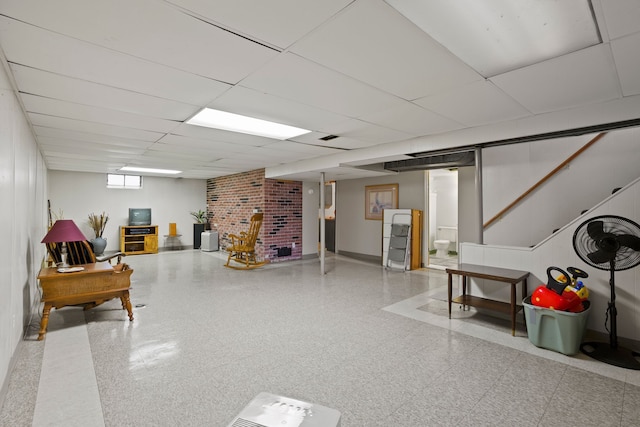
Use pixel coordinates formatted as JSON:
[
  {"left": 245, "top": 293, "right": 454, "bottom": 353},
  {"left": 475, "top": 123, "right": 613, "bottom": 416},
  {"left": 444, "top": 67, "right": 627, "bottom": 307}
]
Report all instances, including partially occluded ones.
[
  {"left": 37, "top": 262, "right": 134, "bottom": 340},
  {"left": 446, "top": 263, "right": 529, "bottom": 336}
]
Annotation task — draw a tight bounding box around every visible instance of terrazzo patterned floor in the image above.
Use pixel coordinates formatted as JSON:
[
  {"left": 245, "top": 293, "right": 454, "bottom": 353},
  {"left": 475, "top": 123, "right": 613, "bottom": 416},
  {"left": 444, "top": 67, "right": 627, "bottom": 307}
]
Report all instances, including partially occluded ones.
[{"left": 1, "top": 250, "right": 640, "bottom": 426}]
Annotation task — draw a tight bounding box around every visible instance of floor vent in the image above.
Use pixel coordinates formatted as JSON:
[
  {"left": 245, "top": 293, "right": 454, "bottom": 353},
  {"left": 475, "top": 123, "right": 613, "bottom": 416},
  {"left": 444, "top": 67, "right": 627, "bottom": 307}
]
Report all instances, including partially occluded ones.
[
  {"left": 227, "top": 392, "right": 341, "bottom": 427},
  {"left": 277, "top": 247, "right": 292, "bottom": 257},
  {"left": 230, "top": 419, "right": 267, "bottom": 427}
]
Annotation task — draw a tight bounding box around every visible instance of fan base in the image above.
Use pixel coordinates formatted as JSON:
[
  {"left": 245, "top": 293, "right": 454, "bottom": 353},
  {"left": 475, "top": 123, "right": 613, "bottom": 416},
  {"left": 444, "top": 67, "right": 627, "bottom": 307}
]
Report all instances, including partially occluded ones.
[{"left": 581, "top": 342, "right": 640, "bottom": 370}]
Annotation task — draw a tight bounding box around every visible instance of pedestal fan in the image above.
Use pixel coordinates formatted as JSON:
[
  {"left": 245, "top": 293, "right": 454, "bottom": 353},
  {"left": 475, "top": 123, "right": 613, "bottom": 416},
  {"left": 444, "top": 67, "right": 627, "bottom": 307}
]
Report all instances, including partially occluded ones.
[{"left": 572, "top": 215, "right": 640, "bottom": 370}]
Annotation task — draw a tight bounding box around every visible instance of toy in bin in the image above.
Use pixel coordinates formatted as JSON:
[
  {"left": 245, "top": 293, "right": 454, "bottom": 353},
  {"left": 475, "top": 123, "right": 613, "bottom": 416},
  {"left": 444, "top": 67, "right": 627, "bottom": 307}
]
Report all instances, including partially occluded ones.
[{"left": 531, "top": 267, "right": 589, "bottom": 312}]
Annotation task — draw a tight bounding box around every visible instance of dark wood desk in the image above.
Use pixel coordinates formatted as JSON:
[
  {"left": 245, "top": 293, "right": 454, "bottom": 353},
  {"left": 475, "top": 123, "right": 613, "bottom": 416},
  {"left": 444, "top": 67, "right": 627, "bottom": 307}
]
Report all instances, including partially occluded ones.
[
  {"left": 37, "top": 262, "right": 134, "bottom": 340},
  {"left": 446, "top": 263, "right": 529, "bottom": 336}
]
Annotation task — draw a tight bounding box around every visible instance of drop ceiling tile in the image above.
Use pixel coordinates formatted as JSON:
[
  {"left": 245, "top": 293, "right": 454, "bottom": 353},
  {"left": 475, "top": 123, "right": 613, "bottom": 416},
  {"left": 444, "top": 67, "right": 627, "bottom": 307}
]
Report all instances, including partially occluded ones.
[
  {"left": 309, "top": 138, "right": 371, "bottom": 150},
  {"left": 209, "top": 85, "right": 347, "bottom": 130},
  {"left": 290, "top": 0, "right": 482, "bottom": 100},
  {"left": 179, "top": 166, "right": 238, "bottom": 179},
  {"left": 490, "top": 44, "right": 621, "bottom": 114},
  {"left": 170, "top": 123, "right": 277, "bottom": 147},
  {"left": 323, "top": 118, "right": 413, "bottom": 144},
  {"left": 0, "top": 0, "right": 277, "bottom": 84},
  {"left": 211, "top": 157, "right": 270, "bottom": 169},
  {"left": 247, "top": 147, "right": 310, "bottom": 163},
  {"left": 0, "top": 16, "right": 230, "bottom": 105},
  {"left": 29, "top": 114, "right": 164, "bottom": 142},
  {"left": 143, "top": 148, "right": 218, "bottom": 163},
  {"left": 165, "top": 0, "right": 352, "bottom": 49},
  {"left": 286, "top": 132, "right": 368, "bottom": 150},
  {"left": 600, "top": 0, "right": 640, "bottom": 40},
  {"left": 120, "top": 155, "right": 195, "bottom": 169},
  {"left": 21, "top": 94, "right": 179, "bottom": 133},
  {"left": 158, "top": 134, "right": 254, "bottom": 156},
  {"left": 387, "top": 0, "right": 600, "bottom": 78},
  {"left": 265, "top": 141, "right": 342, "bottom": 156},
  {"left": 360, "top": 101, "right": 463, "bottom": 135},
  {"left": 37, "top": 137, "right": 147, "bottom": 155},
  {"left": 34, "top": 127, "right": 155, "bottom": 149},
  {"left": 239, "top": 52, "right": 407, "bottom": 118},
  {"left": 44, "top": 158, "right": 124, "bottom": 173},
  {"left": 11, "top": 64, "right": 198, "bottom": 121},
  {"left": 610, "top": 32, "right": 640, "bottom": 96},
  {"left": 40, "top": 149, "right": 133, "bottom": 162},
  {"left": 415, "top": 80, "right": 532, "bottom": 127}
]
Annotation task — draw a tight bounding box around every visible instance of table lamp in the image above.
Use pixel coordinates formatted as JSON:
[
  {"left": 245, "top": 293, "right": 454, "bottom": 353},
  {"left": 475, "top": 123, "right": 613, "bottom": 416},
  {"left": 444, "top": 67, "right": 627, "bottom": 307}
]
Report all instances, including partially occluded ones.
[{"left": 41, "top": 219, "right": 87, "bottom": 267}]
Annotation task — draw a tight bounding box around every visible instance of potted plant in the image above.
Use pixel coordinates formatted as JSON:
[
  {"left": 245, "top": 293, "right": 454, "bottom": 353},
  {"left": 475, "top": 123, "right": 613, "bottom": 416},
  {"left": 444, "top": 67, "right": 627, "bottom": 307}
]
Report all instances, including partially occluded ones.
[
  {"left": 190, "top": 209, "right": 207, "bottom": 224},
  {"left": 190, "top": 209, "right": 208, "bottom": 249},
  {"left": 88, "top": 211, "right": 109, "bottom": 255}
]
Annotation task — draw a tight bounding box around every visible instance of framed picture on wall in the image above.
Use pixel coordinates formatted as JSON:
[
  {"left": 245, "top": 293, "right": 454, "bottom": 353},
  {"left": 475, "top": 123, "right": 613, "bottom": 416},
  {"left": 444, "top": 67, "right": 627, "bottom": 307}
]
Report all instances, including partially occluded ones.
[{"left": 365, "top": 183, "right": 398, "bottom": 220}]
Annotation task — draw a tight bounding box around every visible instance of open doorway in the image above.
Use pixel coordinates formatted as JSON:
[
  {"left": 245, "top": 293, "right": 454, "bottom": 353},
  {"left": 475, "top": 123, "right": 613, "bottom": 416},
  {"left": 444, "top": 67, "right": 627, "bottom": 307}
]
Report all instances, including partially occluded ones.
[{"left": 427, "top": 169, "right": 458, "bottom": 270}]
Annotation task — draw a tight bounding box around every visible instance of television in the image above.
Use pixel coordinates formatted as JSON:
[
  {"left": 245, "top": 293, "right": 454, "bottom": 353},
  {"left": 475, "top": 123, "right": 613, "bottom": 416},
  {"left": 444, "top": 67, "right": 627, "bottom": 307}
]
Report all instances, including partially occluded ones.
[{"left": 128, "top": 208, "right": 152, "bottom": 226}]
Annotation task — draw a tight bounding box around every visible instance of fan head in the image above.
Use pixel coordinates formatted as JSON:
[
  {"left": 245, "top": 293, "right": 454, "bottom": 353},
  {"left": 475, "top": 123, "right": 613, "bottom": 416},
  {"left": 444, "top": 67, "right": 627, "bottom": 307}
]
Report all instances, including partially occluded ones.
[{"left": 573, "top": 215, "right": 640, "bottom": 271}]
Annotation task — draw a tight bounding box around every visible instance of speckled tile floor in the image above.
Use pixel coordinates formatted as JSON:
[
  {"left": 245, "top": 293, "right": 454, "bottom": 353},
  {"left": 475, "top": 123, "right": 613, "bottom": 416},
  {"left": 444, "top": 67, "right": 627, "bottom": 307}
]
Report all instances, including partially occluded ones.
[{"left": 1, "top": 250, "right": 640, "bottom": 426}]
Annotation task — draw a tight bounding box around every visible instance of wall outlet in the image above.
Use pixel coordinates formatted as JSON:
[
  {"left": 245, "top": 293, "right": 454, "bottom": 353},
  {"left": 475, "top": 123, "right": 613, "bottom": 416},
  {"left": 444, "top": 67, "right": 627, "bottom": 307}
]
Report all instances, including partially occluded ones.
[{"left": 292, "top": 242, "right": 296, "bottom": 248}]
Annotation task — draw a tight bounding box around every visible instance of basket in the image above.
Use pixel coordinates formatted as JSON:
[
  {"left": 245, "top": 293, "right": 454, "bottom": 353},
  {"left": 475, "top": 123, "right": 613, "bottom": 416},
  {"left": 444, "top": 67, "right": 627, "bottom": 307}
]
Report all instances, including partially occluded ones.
[{"left": 523, "top": 296, "right": 590, "bottom": 355}]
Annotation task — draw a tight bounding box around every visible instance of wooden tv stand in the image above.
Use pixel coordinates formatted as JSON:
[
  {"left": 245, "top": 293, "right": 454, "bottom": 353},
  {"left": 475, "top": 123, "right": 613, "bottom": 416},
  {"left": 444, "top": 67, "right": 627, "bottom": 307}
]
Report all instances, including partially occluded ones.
[{"left": 120, "top": 225, "right": 158, "bottom": 255}]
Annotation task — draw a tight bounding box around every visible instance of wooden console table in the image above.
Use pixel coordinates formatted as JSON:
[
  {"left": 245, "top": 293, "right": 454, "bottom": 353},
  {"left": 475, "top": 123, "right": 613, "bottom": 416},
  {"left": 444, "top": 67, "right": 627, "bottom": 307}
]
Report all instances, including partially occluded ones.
[
  {"left": 446, "top": 263, "right": 529, "bottom": 336},
  {"left": 37, "top": 262, "right": 134, "bottom": 340}
]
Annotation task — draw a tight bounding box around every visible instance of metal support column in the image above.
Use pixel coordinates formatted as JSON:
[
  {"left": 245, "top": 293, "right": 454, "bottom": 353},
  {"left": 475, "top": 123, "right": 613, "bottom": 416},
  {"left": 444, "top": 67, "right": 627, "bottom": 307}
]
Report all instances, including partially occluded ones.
[
  {"left": 475, "top": 146, "right": 484, "bottom": 244},
  {"left": 320, "top": 172, "right": 326, "bottom": 275}
]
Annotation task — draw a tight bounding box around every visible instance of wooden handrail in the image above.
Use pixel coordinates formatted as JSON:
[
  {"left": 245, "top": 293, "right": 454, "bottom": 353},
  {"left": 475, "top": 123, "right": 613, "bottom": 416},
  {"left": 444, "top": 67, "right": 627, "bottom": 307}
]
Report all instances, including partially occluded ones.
[{"left": 483, "top": 132, "right": 607, "bottom": 229}]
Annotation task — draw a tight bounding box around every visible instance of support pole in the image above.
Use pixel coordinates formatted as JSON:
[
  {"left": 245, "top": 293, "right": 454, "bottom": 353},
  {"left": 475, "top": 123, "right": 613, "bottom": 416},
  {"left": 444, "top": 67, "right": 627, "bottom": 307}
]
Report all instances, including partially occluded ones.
[
  {"left": 320, "top": 172, "right": 326, "bottom": 275},
  {"left": 475, "top": 147, "right": 483, "bottom": 244}
]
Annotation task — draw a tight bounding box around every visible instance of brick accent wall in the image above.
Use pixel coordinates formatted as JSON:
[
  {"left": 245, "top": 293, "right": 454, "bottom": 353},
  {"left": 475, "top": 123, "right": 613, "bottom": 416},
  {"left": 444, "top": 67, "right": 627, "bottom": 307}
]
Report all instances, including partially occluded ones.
[
  {"left": 263, "top": 178, "right": 303, "bottom": 262},
  {"left": 206, "top": 169, "right": 302, "bottom": 263}
]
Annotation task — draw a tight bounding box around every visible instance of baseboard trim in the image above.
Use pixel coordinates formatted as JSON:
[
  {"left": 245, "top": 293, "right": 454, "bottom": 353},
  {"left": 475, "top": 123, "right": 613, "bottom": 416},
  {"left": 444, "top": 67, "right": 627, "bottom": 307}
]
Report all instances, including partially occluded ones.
[{"left": 336, "top": 250, "right": 380, "bottom": 265}]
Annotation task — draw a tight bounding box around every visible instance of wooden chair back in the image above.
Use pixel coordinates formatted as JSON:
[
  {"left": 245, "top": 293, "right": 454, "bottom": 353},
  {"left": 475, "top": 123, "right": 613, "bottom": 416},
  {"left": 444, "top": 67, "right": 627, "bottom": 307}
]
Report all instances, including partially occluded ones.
[
  {"left": 244, "top": 213, "right": 263, "bottom": 249},
  {"left": 46, "top": 240, "right": 97, "bottom": 266}
]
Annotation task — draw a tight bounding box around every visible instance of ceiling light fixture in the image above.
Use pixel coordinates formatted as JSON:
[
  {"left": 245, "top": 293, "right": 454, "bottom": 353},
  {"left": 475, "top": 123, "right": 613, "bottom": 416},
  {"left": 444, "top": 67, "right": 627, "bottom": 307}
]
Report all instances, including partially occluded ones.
[
  {"left": 186, "top": 108, "right": 311, "bottom": 140},
  {"left": 119, "top": 166, "right": 182, "bottom": 175}
]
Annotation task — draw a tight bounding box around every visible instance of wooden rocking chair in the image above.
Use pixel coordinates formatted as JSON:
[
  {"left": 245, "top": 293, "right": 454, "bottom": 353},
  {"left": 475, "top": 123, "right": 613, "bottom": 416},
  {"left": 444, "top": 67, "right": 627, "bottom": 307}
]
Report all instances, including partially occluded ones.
[{"left": 225, "top": 213, "right": 266, "bottom": 270}]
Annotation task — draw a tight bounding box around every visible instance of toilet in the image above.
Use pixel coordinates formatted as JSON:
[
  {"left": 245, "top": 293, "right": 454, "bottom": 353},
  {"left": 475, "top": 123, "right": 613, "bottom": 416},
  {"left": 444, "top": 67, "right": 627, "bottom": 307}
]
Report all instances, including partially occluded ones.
[{"left": 434, "top": 226, "right": 457, "bottom": 258}]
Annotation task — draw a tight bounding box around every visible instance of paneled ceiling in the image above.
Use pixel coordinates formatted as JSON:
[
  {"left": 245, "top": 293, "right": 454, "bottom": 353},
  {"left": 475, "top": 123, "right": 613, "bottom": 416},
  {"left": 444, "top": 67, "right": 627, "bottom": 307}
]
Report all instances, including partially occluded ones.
[{"left": 1, "top": 0, "right": 639, "bottom": 181}]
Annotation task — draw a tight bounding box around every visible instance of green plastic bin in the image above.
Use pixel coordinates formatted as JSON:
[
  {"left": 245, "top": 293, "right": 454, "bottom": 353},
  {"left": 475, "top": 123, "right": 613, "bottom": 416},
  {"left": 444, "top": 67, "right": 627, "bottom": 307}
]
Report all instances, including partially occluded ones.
[{"left": 523, "top": 296, "right": 590, "bottom": 355}]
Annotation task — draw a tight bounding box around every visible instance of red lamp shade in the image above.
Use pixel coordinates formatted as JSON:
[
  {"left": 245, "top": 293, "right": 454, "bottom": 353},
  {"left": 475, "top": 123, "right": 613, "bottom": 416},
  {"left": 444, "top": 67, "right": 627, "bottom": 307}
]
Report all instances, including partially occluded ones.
[{"left": 41, "top": 219, "right": 87, "bottom": 243}]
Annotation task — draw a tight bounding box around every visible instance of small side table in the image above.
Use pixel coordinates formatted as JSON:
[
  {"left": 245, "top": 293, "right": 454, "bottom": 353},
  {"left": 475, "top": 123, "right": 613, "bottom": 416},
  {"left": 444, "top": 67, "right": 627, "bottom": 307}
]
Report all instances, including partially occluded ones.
[
  {"left": 446, "top": 263, "right": 529, "bottom": 336},
  {"left": 164, "top": 234, "right": 182, "bottom": 250}
]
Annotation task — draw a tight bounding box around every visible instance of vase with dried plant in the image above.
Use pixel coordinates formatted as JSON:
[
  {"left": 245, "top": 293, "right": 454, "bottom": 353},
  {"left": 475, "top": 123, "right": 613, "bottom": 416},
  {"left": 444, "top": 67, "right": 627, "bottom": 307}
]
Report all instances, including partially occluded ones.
[{"left": 88, "top": 212, "right": 109, "bottom": 256}]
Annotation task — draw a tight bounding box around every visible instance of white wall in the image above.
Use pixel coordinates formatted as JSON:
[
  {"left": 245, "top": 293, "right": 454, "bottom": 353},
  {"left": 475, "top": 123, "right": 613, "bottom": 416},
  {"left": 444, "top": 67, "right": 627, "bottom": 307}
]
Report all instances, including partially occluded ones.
[
  {"left": 458, "top": 166, "right": 480, "bottom": 246},
  {"left": 0, "top": 64, "right": 48, "bottom": 403},
  {"left": 335, "top": 171, "right": 425, "bottom": 258},
  {"left": 483, "top": 129, "right": 640, "bottom": 246},
  {"left": 460, "top": 177, "right": 640, "bottom": 341},
  {"left": 48, "top": 171, "right": 206, "bottom": 250},
  {"left": 302, "top": 181, "right": 320, "bottom": 257}
]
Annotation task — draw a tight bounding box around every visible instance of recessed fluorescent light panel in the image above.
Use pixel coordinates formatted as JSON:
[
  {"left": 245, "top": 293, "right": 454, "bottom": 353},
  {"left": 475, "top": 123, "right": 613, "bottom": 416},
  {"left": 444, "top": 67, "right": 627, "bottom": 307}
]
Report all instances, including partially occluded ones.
[
  {"left": 186, "top": 108, "right": 311, "bottom": 140},
  {"left": 119, "top": 166, "right": 181, "bottom": 175},
  {"left": 386, "top": 0, "right": 601, "bottom": 77}
]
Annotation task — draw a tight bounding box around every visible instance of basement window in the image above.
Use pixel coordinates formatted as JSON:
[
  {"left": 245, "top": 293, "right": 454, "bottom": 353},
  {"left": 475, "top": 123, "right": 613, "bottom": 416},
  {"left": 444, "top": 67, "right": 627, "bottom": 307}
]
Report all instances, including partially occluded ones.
[{"left": 107, "top": 174, "right": 142, "bottom": 189}]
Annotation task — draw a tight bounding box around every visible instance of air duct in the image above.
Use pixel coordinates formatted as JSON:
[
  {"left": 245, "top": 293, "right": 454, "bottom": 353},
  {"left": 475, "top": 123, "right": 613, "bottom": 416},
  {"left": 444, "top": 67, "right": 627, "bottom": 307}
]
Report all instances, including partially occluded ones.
[{"left": 384, "top": 151, "right": 475, "bottom": 172}]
